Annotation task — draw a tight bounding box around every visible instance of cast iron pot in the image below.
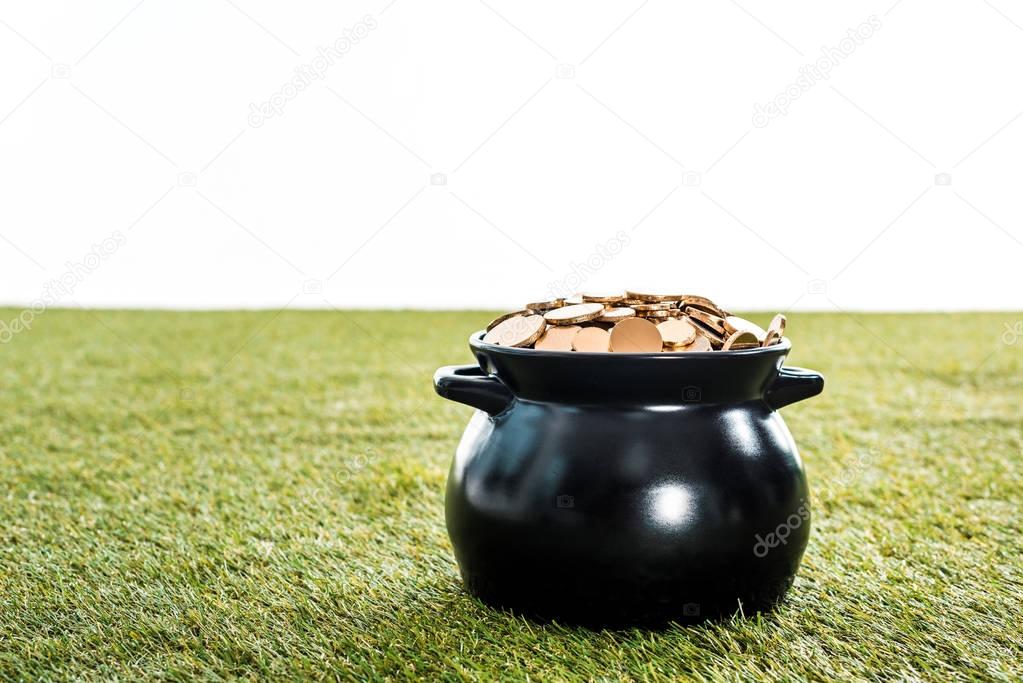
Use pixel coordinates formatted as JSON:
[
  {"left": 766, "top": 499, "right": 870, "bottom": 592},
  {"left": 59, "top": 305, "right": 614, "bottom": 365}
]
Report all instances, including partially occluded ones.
[{"left": 433, "top": 331, "right": 824, "bottom": 626}]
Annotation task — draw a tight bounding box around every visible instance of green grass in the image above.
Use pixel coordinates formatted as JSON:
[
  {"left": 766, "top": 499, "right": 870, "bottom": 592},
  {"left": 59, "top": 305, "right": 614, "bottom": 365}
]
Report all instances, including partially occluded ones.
[{"left": 1, "top": 308, "right": 1020, "bottom": 681}]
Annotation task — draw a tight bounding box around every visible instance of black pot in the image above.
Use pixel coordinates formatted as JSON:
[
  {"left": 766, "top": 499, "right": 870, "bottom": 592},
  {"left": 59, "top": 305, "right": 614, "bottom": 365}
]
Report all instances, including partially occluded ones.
[{"left": 434, "top": 331, "right": 824, "bottom": 626}]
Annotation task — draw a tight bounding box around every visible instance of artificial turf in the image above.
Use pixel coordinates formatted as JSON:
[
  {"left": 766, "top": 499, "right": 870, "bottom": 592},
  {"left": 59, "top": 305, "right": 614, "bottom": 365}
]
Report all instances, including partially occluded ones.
[{"left": 0, "top": 308, "right": 1020, "bottom": 681}]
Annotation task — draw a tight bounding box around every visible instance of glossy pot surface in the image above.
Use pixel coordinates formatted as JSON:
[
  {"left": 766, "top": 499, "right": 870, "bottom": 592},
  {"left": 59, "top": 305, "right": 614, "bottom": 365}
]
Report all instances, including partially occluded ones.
[{"left": 434, "top": 332, "right": 824, "bottom": 626}]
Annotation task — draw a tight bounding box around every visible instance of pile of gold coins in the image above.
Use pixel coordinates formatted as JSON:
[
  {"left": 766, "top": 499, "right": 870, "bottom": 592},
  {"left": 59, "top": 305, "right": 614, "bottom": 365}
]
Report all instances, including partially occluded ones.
[{"left": 482, "top": 291, "right": 787, "bottom": 353}]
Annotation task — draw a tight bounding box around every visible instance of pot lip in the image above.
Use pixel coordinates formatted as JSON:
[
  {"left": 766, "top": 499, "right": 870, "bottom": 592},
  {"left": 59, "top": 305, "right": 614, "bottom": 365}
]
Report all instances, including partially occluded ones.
[{"left": 470, "top": 330, "right": 791, "bottom": 359}]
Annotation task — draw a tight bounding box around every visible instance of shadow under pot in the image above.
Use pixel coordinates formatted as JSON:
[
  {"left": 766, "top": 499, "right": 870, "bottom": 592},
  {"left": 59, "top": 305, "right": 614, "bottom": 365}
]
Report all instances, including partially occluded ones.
[{"left": 433, "top": 332, "right": 824, "bottom": 627}]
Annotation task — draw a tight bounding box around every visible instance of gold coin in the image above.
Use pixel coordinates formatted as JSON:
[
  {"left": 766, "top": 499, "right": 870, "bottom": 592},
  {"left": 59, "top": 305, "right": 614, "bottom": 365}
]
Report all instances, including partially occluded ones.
[
  {"left": 675, "top": 335, "right": 713, "bottom": 352},
  {"left": 685, "top": 308, "right": 727, "bottom": 334},
  {"left": 483, "top": 314, "right": 546, "bottom": 347},
  {"left": 572, "top": 326, "right": 611, "bottom": 352},
  {"left": 762, "top": 314, "right": 786, "bottom": 347},
  {"left": 657, "top": 318, "right": 697, "bottom": 347},
  {"left": 610, "top": 317, "right": 662, "bottom": 353},
  {"left": 723, "top": 316, "right": 767, "bottom": 343},
  {"left": 582, "top": 293, "right": 626, "bottom": 304},
  {"left": 684, "top": 302, "right": 729, "bottom": 319},
  {"left": 684, "top": 314, "right": 725, "bottom": 347},
  {"left": 564, "top": 294, "right": 584, "bottom": 305},
  {"left": 525, "top": 298, "right": 565, "bottom": 312},
  {"left": 721, "top": 330, "right": 760, "bottom": 351},
  {"left": 625, "top": 290, "right": 686, "bottom": 302},
  {"left": 543, "top": 302, "right": 605, "bottom": 325},
  {"left": 632, "top": 302, "right": 675, "bottom": 311},
  {"left": 636, "top": 309, "right": 673, "bottom": 319},
  {"left": 597, "top": 307, "right": 636, "bottom": 322},
  {"left": 679, "top": 294, "right": 718, "bottom": 308},
  {"left": 681, "top": 297, "right": 729, "bottom": 317},
  {"left": 486, "top": 309, "right": 529, "bottom": 332},
  {"left": 621, "top": 298, "right": 645, "bottom": 306},
  {"left": 535, "top": 325, "right": 581, "bottom": 351}
]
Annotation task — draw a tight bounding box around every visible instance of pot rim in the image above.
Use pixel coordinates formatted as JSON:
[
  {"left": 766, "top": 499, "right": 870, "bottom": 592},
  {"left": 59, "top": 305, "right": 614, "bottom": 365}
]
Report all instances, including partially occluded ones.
[{"left": 470, "top": 330, "right": 791, "bottom": 359}]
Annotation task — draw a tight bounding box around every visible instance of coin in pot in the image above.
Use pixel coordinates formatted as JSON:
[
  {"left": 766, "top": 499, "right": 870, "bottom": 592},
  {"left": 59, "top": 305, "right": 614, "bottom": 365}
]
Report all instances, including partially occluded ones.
[
  {"left": 683, "top": 296, "right": 724, "bottom": 308},
  {"left": 535, "top": 325, "right": 581, "bottom": 351},
  {"left": 684, "top": 303, "right": 730, "bottom": 319},
  {"left": 582, "top": 293, "right": 626, "bottom": 304},
  {"left": 597, "top": 307, "right": 636, "bottom": 322},
  {"left": 637, "top": 309, "right": 673, "bottom": 319},
  {"left": 721, "top": 330, "right": 760, "bottom": 350},
  {"left": 625, "top": 290, "right": 686, "bottom": 302},
  {"left": 632, "top": 302, "right": 675, "bottom": 311},
  {"left": 525, "top": 298, "right": 565, "bottom": 312},
  {"left": 766, "top": 313, "right": 786, "bottom": 338},
  {"left": 483, "top": 314, "right": 546, "bottom": 347},
  {"left": 724, "top": 315, "right": 767, "bottom": 342},
  {"left": 572, "top": 326, "right": 611, "bottom": 352},
  {"left": 544, "top": 302, "right": 605, "bottom": 325},
  {"left": 486, "top": 309, "right": 529, "bottom": 332},
  {"left": 610, "top": 317, "right": 662, "bottom": 353},
  {"left": 685, "top": 315, "right": 725, "bottom": 347},
  {"left": 657, "top": 318, "right": 697, "bottom": 347},
  {"left": 676, "top": 335, "right": 713, "bottom": 352},
  {"left": 686, "top": 308, "right": 727, "bottom": 334}
]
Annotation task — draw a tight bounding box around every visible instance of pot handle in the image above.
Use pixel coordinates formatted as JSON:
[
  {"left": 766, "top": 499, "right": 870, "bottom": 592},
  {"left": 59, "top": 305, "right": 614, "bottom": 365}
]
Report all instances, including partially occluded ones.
[
  {"left": 765, "top": 365, "right": 824, "bottom": 410},
  {"left": 433, "top": 364, "right": 514, "bottom": 416}
]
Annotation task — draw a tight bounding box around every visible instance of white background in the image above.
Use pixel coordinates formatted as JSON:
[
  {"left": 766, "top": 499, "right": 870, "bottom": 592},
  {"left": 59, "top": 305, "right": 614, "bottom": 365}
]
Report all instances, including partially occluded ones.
[{"left": 2, "top": 0, "right": 1022, "bottom": 311}]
